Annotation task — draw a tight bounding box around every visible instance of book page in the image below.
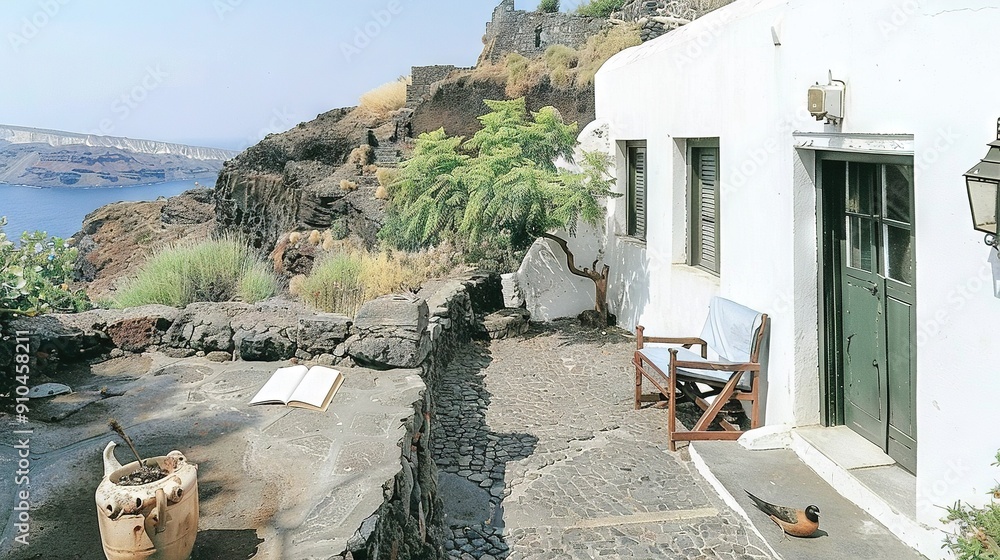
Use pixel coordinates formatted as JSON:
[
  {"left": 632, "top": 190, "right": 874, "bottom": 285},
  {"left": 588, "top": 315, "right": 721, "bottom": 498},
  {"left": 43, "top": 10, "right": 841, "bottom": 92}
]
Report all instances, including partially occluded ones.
[
  {"left": 249, "top": 365, "right": 309, "bottom": 405},
  {"left": 287, "top": 366, "right": 344, "bottom": 412}
]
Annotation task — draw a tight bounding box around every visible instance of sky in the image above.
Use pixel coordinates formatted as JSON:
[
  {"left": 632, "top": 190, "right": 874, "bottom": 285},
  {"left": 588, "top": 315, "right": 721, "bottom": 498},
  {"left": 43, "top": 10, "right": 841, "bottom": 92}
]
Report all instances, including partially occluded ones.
[{"left": 1, "top": 0, "right": 594, "bottom": 151}]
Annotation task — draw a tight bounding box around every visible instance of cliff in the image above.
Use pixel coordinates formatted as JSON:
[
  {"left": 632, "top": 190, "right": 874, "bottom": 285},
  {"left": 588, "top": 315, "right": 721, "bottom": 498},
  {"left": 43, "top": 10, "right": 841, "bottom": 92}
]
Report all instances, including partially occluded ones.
[
  {"left": 213, "top": 107, "right": 402, "bottom": 252},
  {"left": 0, "top": 125, "right": 238, "bottom": 187}
]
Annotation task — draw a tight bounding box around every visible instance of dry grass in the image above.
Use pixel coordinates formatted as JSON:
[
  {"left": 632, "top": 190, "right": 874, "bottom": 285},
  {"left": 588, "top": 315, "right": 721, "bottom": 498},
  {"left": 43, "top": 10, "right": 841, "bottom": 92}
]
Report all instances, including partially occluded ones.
[
  {"left": 358, "top": 76, "right": 411, "bottom": 118},
  {"left": 297, "top": 239, "right": 463, "bottom": 316},
  {"left": 468, "top": 24, "right": 640, "bottom": 94},
  {"left": 376, "top": 167, "right": 399, "bottom": 188},
  {"left": 348, "top": 144, "right": 373, "bottom": 167},
  {"left": 340, "top": 179, "right": 357, "bottom": 191},
  {"left": 575, "top": 23, "right": 642, "bottom": 86}
]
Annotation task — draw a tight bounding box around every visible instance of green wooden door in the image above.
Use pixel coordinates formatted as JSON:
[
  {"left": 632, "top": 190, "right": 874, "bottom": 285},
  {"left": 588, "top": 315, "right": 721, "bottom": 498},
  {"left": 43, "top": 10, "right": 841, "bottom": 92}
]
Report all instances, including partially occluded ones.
[{"left": 826, "top": 158, "right": 917, "bottom": 473}]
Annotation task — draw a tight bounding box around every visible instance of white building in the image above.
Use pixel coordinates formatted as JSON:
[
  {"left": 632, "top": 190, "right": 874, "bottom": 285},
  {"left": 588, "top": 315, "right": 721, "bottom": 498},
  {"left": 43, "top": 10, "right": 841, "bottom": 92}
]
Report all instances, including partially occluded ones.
[{"left": 585, "top": 0, "right": 1000, "bottom": 556}]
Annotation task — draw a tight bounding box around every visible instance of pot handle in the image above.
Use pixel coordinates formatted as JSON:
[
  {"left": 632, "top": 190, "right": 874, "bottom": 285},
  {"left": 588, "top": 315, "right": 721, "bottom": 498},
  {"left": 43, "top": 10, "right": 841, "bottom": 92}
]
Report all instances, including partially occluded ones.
[
  {"left": 152, "top": 488, "right": 167, "bottom": 534},
  {"left": 102, "top": 442, "right": 123, "bottom": 478}
]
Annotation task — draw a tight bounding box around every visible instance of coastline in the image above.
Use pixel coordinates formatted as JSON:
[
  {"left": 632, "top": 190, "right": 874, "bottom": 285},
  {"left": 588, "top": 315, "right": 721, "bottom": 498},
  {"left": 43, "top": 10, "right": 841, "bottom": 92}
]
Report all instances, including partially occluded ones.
[{"left": 0, "top": 176, "right": 218, "bottom": 190}]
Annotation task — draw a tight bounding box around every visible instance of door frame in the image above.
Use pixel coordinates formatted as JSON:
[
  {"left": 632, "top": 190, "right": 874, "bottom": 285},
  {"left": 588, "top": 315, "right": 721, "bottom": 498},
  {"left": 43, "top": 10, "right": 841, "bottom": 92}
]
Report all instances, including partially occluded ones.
[{"left": 815, "top": 150, "right": 915, "bottom": 429}]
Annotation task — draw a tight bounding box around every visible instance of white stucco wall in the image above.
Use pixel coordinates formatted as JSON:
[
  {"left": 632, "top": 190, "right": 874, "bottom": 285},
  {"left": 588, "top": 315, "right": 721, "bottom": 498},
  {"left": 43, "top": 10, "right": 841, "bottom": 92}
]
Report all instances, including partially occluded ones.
[{"left": 595, "top": 0, "right": 1000, "bottom": 530}]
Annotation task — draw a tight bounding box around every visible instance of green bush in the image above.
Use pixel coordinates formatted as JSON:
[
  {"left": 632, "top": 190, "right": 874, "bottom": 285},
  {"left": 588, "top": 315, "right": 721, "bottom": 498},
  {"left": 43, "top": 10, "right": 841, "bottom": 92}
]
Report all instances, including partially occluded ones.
[
  {"left": 576, "top": 0, "right": 626, "bottom": 17},
  {"left": 110, "top": 236, "right": 276, "bottom": 308},
  {"left": 0, "top": 218, "right": 89, "bottom": 318},
  {"left": 538, "top": 0, "right": 560, "bottom": 12},
  {"left": 943, "top": 450, "right": 1000, "bottom": 559}
]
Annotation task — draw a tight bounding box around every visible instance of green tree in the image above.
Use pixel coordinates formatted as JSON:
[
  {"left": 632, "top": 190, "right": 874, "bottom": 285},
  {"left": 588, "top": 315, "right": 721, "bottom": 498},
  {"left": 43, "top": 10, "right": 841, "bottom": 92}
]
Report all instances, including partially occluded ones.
[
  {"left": 381, "top": 98, "right": 619, "bottom": 324},
  {"left": 539, "top": 0, "right": 560, "bottom": 13},
  {"left": 0, "top": 218, "right": 90, "bottom": 318},
  {"left": 576, "top": 0, "right": 626, "bottom": 18}
]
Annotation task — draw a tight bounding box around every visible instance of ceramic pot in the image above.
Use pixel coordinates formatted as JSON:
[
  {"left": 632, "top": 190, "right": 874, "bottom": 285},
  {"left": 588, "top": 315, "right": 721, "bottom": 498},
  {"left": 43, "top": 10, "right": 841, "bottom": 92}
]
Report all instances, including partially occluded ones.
[{"left": 95, "top": 442, "right": 199, "bottom": 560}]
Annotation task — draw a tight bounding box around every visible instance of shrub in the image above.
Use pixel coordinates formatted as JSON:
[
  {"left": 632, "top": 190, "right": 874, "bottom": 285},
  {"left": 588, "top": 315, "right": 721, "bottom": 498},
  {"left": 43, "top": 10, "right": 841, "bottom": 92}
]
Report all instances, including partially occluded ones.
[
  {"left": 297, "top": 252, "right": 365, "bottom": 316},
  {"left": 298, "top": 242, "right": 461, "bottom": 316},
  {"left": 504, "top": 53, "right": 546, "bottom": 97},
  {"left": 576, "top": 0, "right": 626, "bottom": 17},
  {"left": 943, "top": 450, "right": 1000, "bottom": 559},
  {"left": 0, "top": 218, "right": 90, "bottom": 318},
  {"left": 110, "top": 235, "right": 276, "bottom": 308},
  {"left": 358, "top": 76, "right": 411, "bottom": 118},
  {"left": 469, "top": 26, "right": 638, "bottom": 94},
  {"left": 575, "top": 23, "right": 642, "bottom": 86},
  {"left": 538, "top": 0, "right": 559, "bottom": 12},
  {"left": 340, "top": 179, "right": 358, "bottom": 191},
  {"left": 348, "top": 144, "right": 373, "bottom": 167},
  {"left": 545, "top": 44, "right": 580, "bottom": 88},
  {"left": 376, "top": 167, "right": 399, "bottom": 188}
]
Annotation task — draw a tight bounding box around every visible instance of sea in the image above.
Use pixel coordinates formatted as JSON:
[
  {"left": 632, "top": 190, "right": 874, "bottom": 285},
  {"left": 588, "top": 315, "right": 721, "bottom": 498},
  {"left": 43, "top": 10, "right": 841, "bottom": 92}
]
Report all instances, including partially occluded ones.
[{"left": 0, "top": 179, "right": 214, "bottom": 241}]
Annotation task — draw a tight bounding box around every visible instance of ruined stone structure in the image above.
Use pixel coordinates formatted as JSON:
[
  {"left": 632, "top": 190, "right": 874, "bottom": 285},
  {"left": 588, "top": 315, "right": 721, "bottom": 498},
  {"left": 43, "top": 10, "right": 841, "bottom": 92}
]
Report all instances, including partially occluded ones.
[
  {"left": 480, "top": 0, "right": 609, "bottom": 63},
  {"left": 615, "top": 0, "right": 737, "bottom": 42},
  {"left": 406, "top": 65, "right": 460, "bottom": 109}
]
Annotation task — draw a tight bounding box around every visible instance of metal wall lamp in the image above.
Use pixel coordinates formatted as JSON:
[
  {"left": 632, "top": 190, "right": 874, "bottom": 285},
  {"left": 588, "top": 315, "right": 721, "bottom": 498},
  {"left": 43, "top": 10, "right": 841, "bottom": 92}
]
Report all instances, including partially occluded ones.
[{"left": 964, "top": 119, "right": 1000, "bottom": 249}]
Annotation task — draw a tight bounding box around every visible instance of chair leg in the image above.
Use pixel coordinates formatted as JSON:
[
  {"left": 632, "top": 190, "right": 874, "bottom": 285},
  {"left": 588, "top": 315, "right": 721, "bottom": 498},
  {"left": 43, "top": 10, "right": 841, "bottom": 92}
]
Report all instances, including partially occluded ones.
[
  {"left": 634, "top": 358, "right": 642, "bottom": 411},
  {"left": 668, "top": 368, "right": 677, "bottom": 452}
]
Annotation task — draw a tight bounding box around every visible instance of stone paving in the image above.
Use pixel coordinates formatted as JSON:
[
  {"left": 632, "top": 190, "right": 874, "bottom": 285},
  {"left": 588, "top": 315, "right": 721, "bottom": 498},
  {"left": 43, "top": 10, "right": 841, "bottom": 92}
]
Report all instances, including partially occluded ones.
[{"left": 433, "top": 320, "right": 774, "bottom": 560}]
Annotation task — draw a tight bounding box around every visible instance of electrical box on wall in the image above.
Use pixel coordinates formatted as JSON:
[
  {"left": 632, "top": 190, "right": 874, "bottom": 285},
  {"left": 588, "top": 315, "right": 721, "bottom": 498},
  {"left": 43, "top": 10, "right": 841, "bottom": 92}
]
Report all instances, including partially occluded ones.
[{"left": 808, "top": 72, "right": 846, "bottom": 125}]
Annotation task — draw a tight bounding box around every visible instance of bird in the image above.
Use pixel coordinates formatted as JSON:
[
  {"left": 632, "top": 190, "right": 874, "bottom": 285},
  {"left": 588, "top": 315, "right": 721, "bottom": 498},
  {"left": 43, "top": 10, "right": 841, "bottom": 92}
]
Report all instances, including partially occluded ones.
[{"left": 744, "top": 489, "right": 820, "bottom": 538}]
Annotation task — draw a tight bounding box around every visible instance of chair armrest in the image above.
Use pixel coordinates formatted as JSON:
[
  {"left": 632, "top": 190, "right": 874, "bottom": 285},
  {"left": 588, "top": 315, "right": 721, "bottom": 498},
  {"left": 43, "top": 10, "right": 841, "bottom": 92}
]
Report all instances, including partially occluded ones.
[
  {"left": 671, "top": 361, "right": 761, "bottom": 372},
  {"left": 635, "top": 326, "right": 707, "bottom": 357}
]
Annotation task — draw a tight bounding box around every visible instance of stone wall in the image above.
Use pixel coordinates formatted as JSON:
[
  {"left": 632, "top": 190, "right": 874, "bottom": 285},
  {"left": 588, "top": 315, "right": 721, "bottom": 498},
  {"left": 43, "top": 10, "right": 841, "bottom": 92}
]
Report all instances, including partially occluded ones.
[
  {"left": 407, "top": 65, "right": 458, "bottom": 109},
  {"left": 8, "top": 272, "right": 506, "bottom": 559},
  {"left": 480, "top": 0, "right": 609, "bottom": 63},
  {"left": 615, "top": 0, "right": 737, "bottom": 42}
]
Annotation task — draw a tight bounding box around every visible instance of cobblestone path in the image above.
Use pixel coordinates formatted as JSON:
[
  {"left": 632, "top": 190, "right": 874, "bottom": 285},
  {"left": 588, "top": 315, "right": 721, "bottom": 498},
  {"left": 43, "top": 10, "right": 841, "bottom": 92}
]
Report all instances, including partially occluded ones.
[{"left": 433, "top": 321, "right": 773, "bottom": 559}]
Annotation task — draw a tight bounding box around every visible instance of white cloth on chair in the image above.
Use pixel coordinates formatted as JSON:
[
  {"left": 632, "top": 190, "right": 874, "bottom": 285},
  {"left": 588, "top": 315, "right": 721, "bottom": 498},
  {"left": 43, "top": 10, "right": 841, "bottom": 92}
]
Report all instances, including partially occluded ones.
[{"left": 699, "top": 297, "right": 765, "bottom": 363}]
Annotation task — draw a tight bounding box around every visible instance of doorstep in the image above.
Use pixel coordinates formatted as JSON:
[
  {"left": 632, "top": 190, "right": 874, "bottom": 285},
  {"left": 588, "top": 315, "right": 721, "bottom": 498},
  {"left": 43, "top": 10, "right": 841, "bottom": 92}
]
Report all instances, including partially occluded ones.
[
  {"left": 689, "top": 439, "right": 929, "bottom": 560},
  {"left": 789, "top": 425, "right": 945, "bottom": 560}
]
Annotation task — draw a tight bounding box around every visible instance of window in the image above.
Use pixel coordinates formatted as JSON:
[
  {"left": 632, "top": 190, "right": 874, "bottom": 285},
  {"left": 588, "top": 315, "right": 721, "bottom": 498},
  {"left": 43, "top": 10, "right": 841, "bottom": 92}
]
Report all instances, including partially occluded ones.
[
  {"left": 689, "top": 140, "right": 720, "bottom": 274},
  {"left": 626, "top": 141, "right": 647, "bottom": 240}
]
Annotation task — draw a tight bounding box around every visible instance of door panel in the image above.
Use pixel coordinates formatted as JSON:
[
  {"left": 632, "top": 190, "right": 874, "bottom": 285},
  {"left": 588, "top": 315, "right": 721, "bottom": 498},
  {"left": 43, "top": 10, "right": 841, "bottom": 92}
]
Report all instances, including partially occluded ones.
[
  {"left": 886, "top": 295, "right": 917, "bottom": 472},
  {"left": 825, "top": 157, "right": 917, "bottom": 473},
  {"left": 842, "top": 273, "right": 885, "bottom": 445}
]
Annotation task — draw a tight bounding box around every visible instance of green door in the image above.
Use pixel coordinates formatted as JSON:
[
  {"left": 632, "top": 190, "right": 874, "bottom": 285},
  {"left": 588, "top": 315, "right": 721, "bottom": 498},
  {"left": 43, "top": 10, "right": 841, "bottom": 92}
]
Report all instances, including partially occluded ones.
[{"left": 824, "top": 158, "right": 917, "bottom": 473}]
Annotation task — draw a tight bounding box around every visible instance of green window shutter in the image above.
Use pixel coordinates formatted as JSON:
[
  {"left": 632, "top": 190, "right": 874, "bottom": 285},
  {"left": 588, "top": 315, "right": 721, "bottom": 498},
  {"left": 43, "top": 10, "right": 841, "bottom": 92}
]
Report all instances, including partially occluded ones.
[
  {"left": 690, "top": 144, "right": 720, "bottom": 274},
  {"left": 698, "top": 148, "right": 718, "bottom": 272},
  {"left": 627, "top": 143, "right": 647, "bottom": 240}
]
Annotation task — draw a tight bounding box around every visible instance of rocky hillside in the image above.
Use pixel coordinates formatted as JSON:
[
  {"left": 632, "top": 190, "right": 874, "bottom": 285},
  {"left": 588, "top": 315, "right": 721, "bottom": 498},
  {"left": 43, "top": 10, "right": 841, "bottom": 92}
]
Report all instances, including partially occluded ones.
[
  {"left": 0, "top": 125, "right": 237, "bottom": 187},
  {"left": 213, "top": 106, "right": 404, "bottom": 252},
  {"left": 412, "top": 73, "right": 595, "bottom": 139},
  {"left": 73, "top": 188, "right": 216, "bottom": 299}
]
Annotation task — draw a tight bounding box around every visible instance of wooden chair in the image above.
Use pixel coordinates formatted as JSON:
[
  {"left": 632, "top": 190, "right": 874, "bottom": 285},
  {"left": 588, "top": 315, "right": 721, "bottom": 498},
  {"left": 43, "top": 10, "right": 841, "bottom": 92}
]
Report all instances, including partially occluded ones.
[{"left": 633, "top": 297, "right": 768, "bottom": 451}]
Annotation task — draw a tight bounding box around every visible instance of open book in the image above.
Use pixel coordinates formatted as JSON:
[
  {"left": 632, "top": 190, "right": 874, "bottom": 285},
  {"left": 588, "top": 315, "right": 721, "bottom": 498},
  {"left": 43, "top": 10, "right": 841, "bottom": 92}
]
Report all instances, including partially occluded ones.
[{"left": 249, "top": 365, "right": 345, "bottom": 412}]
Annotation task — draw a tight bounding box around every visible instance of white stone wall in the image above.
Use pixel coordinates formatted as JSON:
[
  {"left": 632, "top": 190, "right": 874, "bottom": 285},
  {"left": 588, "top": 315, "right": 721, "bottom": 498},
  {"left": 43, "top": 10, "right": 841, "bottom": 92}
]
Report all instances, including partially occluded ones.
[{"left": 595, "top": 0, "right": 1000, "bottom": 535}]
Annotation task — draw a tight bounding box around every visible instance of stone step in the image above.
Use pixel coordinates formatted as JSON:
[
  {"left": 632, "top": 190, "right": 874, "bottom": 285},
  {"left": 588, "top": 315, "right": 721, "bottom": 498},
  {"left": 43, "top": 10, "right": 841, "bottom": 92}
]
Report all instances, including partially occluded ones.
[{"left": 374, "top": 146, "right": 401, "bottom": 166}]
